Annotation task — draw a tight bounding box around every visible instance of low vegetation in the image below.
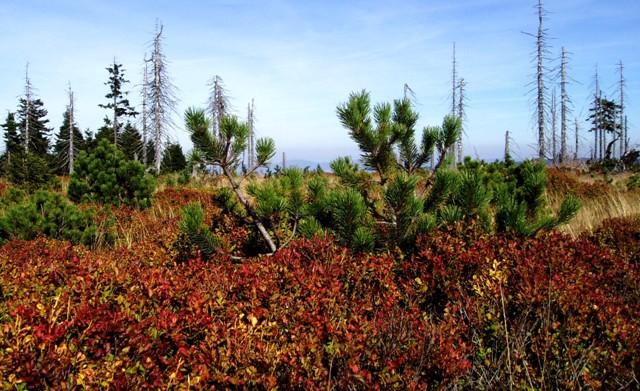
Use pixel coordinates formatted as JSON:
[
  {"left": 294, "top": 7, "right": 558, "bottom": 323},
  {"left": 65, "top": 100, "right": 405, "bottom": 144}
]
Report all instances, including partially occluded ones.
[{"left": 0, "top": 91, "right": 639, "bottom": 389}]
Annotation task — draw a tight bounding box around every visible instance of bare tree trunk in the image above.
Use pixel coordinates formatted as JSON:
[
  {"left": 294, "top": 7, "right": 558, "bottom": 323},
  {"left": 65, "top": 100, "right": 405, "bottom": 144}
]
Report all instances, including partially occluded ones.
[
  {"left": 560, "top": 47, "right": 568, "bottom": 164},
  {"left": 222, "top": 165, "right": 277, "bottom": 253},
  {"left": 536, "top": 0, "right": 546, "bottom": 160},
  {"left": 247, "top": 99, "right": 255, "bottom": 169},
  {"left": 505, "top": 130, "right": 510, "bottom": 160},
  {"left": 574, "top": 118, "right": 579, "bottom": 161},
  {"left": 112, "top": 59, "right": 119, "bottom": 147},
  {"left": 551, "top": 89, "right": 557, "bottom": 164},
  {"left": 142, "top": 59, "right": 148, "bottom": 166},
  {"left": 624, "top": 115, "right": 628, "bottom": 153},
  {"left": 68, "top": 84, "right": 75, "bottom": 175},
  {"left": 457, "top": 78, "right": 466, "bottom": 163},
  {"left": 451, "top": 42, "right": 457, "bottom": 118},
  {"left": 154, "top": 33, "right": 162, "bottom": 173},
  {"left": 24, "top": 63, "right": 32, "bottom": 152},
  {"left": 146, "top": 21, "right": 178, "bottom": 173},
  {"left": 618, "top": 60, "right": 626, "bottom": 157}
]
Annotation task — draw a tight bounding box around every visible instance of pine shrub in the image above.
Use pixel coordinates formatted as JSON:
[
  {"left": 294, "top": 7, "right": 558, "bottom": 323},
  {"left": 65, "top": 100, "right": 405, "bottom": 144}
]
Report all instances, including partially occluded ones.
[{"left": 68, "top": 139, "right": 155, "bottom": 209}]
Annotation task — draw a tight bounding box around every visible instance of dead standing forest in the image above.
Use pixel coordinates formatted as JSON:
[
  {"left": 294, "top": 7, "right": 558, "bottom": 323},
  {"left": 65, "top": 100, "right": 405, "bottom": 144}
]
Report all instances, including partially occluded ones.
[{"left": 1, "top": 4, "right": 640, "bottom": 390}]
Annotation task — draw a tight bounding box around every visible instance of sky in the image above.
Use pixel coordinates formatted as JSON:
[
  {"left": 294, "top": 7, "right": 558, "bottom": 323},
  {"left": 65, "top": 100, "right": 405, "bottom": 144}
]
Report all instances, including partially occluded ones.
[{"left": 1, "top": 0, "right": 639, "bottom": 164}]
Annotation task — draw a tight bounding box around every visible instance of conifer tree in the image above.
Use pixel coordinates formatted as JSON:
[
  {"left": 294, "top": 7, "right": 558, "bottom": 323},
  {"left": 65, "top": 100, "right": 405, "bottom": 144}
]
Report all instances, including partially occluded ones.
[
  {"left": 1, "top": 112, "right": 21, "bottom": 164},
  {"left": 588, "top": 97, "right": 621, "bottom": 161},
  {"left": 120, "top": 122, "right": 143, "bottom": 161},
  {"left": 98, "top": 60, "right": 138, "bottom": 146},
  {"left": 185, "top": 106, "right": 278, "bottom": 253},
  {"left": 17, "top": 97, "right": 51, "bottom": 158},
  {"left": 161, "top": 142, "right": 187, "bottom": 173},
  {"left": 68, "top": 139, "right": 155, "bottom": 209}
]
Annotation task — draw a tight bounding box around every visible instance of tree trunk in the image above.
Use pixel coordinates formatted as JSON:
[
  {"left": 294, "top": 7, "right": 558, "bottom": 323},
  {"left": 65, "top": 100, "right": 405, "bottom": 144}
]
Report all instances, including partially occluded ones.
[{"left": 222, "top": 165, "right": 277, "bottom": 253}]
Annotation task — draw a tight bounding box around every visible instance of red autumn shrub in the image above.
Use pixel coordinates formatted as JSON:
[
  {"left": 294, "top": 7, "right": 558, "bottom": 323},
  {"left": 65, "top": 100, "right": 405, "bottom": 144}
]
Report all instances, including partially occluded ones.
[
  {"left": 0, "top": 236, "right": 471, "bottom": 390},
  {"left": 584, "top": 215, "right": 640, "bottom": 264},
  {"left": 402, "top": 223, "right": 639, "bottom": 389},
  {"left": 0, "top": 212, "right": 637, "bottom": 389}
]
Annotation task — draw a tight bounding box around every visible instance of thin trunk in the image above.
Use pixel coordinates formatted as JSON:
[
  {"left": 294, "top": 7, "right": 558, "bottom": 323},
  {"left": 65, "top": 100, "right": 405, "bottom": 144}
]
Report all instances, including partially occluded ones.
[
  {"left": 536, "top": 0, "right": 546, "bottom": 160},
  {"left": 142, "top": 59, "right": 148, "bottom": 166},
  {"left": 113, "top": 59, "right": 118, "bottom": 147},
  {"left": 618, "top": 60, "right": 626, "bottom": 157},
  {"left": 560, "top": 47, "right": 568, "bottom": 164},
  {"left": 24, "top": 64, "right": 32, "bottom": 152},
  {"left": 574, "top": 118, "right": 579, "bottom": 161},
  {"left": 457, "top": 78, "right": 465, "bottom": 163},
  {"left": 451, "top": 42, "right": 457, "bottom": 118},
  {"left": 154, "top": 31, "right": 162, "bottom": 173},
  {"left": 222, "top": 165, "right": 277, "bottom": 253},
  {"left": 69, "top": 87, "right": 75, "bottom": 174},
  {"left": 624, "top": 115, "right": 628, "bottom": 154},
  {"left": 505, "top": 130, "right": 510, "bottom": 161},
  {"left": 594, "top": 67, "right": 602, "bottom": 161},
  {"left": 247, "top": 99, "right": 255, "bottom": 169},
  {"left": 551, "top": 90, "right": 557, "bottom": 164}
]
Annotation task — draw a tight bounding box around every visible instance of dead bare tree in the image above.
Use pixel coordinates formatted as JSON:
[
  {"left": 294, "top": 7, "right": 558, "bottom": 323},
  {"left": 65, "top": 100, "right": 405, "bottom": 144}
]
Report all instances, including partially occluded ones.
[
  {"left": 68, "top": 83, "right": 75, "bottom": 174},
  {"left": 140, "top": 57, "right": 150, "bottom": 167},
  {"left": 551, "top": 89, "right": 557, "bottom": 164},
  {"left": 247, "top": 99, "right": 256, "bottom": 170},
  {"left": 146, "top": 21, "right": 179, "bottom": 173},
  {"left": 505, "top": 130, "right": 511, "bottom": 160},
  {"left": 451, "top": 42, "right": 457, "bottom": 118},
  {"left": 559, "top": 47, "right": 574, "bottom": 164},
  {"left": 574, "top": 118, "right": 579, "bottom": 161},
  {"left": 23, "top": 63, "right": 33, "bottom": 152},
  {"left": 524, "top": 0, "right": 551, "bottom": 160},
  {"left": 208, "top": 75, "right": 231, "bottom": 139},
  {"left": 617, "top": 60, "right": 627, "bottom": 157},
  {"left": 590, "top": 65, "right": 602, "bottom": 161},
  {"left": 457, "top": 78, "right": 467, "bottom": 163}
]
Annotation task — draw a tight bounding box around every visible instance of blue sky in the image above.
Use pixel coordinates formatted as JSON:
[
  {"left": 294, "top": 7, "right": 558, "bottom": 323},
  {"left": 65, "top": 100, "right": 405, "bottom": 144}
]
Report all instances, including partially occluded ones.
[{"left": 1, "top": 0, "right": 639, "bottom": 163}]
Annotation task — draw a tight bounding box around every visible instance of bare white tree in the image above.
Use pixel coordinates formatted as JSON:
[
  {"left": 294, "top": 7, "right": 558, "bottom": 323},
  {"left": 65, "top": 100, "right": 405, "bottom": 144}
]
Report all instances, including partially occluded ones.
[
  {"left": 141, "top": 57, "right": 149, "bottom": 166},
  {"left": 247, "top": 99, "right": 256, "bottom": 170},
  {"left": 524, "top": 0, "right": 551, "bottom": 160},
  {"left": 208, "top": 75, "right": 231, "bottom": 139},
  {"left": 550, "top": 89, "right": 557, "bottom": 164},
  {"left": 617, "top": 60, "right": 627, "bottom": 156},
  {"left": 559, "top": 47, "right": 574, "bottom": 164},
  {"left": 68, "top": 83, "right": 75, "bottom": 174},
  {"left": 457, "top": 78, "right": 467, "bottom": 163},
  {"left": 505, "top": 130, "right": 511, "bottom": 160},
  {"left": 23, "top": 63, "right": 34, "bottom": 152},
  {"left": 145, "top": 21, "right": 179, "bottom": 173},
  {"left": 574, "top": 117, "right": 579, "bottom": 161}
]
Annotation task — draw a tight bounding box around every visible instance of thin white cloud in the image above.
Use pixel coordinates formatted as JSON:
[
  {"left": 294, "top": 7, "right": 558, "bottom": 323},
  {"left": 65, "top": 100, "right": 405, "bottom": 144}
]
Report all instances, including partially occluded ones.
[{"left": 1, "top": 0, "right": 638, "bottom": 161}]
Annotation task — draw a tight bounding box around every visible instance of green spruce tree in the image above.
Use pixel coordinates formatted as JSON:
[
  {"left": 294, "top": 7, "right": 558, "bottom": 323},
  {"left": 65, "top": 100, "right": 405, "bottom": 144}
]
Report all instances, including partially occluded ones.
[
  {"left": 1, "top": 112, "right": 21, "bottom": 165},
  {"left": 98, "top": 60, "right": 138, "bottom": 146},
  {"left": 17, "top": 97, "right": 52, "bottom": 157},
  {"left": 120, "top": 122, "right": 143, "bottom": 161},
  {"left": 161, "top": 142, "right": 187, "bottom": 173}
]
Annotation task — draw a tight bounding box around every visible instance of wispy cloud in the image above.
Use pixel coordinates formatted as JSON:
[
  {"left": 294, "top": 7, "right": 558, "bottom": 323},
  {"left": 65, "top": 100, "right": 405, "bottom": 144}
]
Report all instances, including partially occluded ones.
[{"left": 1, "top": 0, "right": 638, "bottom": 161}]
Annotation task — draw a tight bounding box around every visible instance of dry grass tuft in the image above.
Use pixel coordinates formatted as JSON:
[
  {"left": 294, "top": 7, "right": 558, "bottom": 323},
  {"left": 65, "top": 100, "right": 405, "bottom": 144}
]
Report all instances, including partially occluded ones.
[{"left": 546, "top": 169, "right": 640, "bottom": 236}]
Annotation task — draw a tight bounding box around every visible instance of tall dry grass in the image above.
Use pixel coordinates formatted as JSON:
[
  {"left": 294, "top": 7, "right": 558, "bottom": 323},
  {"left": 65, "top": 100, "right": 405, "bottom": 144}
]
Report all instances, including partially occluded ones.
[{"left": 546, "top": 169, "right": 640, "bottom": 236}]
